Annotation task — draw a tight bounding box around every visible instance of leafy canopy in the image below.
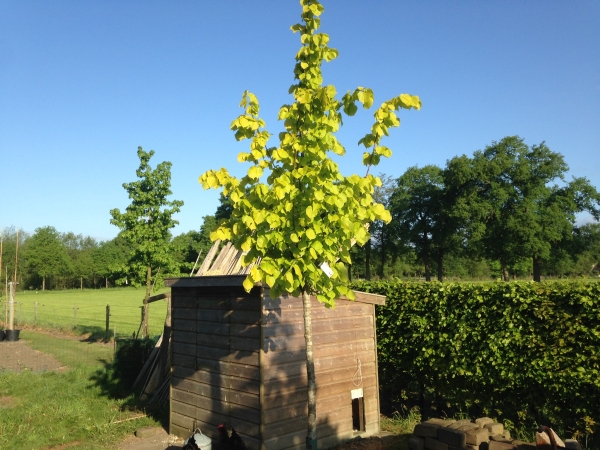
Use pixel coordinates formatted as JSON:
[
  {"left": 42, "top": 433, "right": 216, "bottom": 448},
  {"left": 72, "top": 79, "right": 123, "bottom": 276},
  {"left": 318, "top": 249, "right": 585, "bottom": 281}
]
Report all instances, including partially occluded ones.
[
  {"left": 110, "top": 147, "right": 183, "bottom": 288},
  {"left": 199, "top": 0, "right": 420, "bottom": 306}
]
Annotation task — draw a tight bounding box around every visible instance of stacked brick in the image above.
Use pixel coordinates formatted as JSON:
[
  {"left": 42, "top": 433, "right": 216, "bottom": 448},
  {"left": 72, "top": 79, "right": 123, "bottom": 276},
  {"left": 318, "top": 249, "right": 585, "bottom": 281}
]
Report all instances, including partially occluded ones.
[{"left": 408, "top": 418, "right": 582, "bottom": 450}]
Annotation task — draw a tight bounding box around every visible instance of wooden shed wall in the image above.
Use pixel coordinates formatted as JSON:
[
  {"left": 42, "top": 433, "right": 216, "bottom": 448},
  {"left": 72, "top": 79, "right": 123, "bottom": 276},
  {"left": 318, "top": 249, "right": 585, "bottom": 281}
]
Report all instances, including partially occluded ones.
[
  {"left": 170, "top": 285, "right": 262, "bottom": 449},
  {"left": 261, "top": 289, "right": 380, "bottom": 450}
]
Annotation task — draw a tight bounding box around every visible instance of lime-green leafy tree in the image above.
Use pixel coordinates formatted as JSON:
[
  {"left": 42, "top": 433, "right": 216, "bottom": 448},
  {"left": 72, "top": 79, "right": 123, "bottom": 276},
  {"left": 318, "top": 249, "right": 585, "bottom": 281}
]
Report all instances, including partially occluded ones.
[
  {"left": 110, "top": 147, "right": 183, "bottom": 337},
  {"left": 199, "top": 1, "right": 420, "bottom": 447}
]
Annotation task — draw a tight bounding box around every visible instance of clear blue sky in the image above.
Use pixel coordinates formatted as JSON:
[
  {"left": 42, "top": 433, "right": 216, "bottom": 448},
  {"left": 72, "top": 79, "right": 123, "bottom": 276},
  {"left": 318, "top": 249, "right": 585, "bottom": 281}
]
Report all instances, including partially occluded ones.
[{"left": 1, "top": 1, "right": 599, "bottom": 241}]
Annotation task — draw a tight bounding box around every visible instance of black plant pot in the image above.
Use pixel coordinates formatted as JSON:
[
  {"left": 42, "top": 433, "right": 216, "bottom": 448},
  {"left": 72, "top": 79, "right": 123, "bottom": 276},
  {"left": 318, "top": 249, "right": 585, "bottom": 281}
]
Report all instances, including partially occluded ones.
[
  {"left": 0, "top": 330, "right": 4, "bottom": 341},
  {"left": 5, "top": 330, "right": 20, "bottom": 341}
]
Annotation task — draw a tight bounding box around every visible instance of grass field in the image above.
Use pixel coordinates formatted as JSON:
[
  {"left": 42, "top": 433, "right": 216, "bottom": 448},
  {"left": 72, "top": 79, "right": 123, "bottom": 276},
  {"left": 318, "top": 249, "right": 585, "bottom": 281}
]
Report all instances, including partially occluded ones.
[
  {"left": 0, "top": 330, "right": 161, "bottom": 449},
  {"left": 1, "top": 287, "right": 169, "bottom": 339}
]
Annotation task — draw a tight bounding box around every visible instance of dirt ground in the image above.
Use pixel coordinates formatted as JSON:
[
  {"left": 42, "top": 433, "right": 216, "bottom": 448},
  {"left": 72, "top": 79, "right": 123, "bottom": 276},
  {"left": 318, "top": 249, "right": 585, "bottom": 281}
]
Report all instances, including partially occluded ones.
[
  {"left": 118, "top": 427, "right": 406, "bottom": 450},
  {"left": 0, "top": 339, "right": 65, "bottom": 373}
]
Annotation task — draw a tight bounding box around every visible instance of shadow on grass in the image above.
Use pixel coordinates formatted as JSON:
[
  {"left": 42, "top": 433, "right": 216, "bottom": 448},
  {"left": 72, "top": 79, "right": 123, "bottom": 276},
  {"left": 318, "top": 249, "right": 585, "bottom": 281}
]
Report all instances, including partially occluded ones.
[{"left": 88, "top": 342, "right": 169, "bottom": 429}]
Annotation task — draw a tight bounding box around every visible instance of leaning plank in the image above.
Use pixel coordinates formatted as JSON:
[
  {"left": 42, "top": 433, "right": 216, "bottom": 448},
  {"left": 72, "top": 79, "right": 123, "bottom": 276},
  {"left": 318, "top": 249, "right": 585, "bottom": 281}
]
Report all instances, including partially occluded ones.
[
  {"left": 131, "top": 334, "right": 163, "bottom": 391},
  {"left": 196, "top": 240, "right": 221, "bottom": 276},
  {"left": 207, "top": 242, "right": 232, "bottom": 274}
]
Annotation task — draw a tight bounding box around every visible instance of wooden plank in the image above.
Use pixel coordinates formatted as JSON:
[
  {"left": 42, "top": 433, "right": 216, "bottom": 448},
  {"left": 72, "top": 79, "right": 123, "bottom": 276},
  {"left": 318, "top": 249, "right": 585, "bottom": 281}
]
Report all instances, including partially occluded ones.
[
  {"left": 195, "top": 239, "right": 221, "bottom": 276},
  {"left": 173, "top": 330, "right": 196, "bottom": 344},
  {"left": 197, "top": 321, "right": 229, "bottom": 336},
  {"left": 262, "top": 304, "right": 372, "bottom": 323},
  {"left": 263, "top": 410, "right": 379, "bottom": 450},
  {"left": 263, "top": 374, "right": 377, "bottom": 399},
  {"left": 172, "top": 295, "right": 196, "bottom": 309},
  {"left": 185, "top": 367, "right": 261, "bottom": 395},
  {"left": 347, "top": 290, "right": 386, "bottom": 306},
  {"left": 262, "top": 315, "right": 374, "bottom": 338},
  {"left": 171, "top": 398, "right": 196, "bottom": 418},
  {"left": 372, "top": 302, "right": 382, "bottom": 436},
  {"left": 262, "top": 327, "right": 374, "bottom": 352},
  {"left": 173, "top": 361, "right": 260, "bottom": 382},
  {"left": 209, "top": 241, "right": 233, "bottom": 274},
  {"left": 193, "top": 404, "right": 260, "bottom": 438},
  {"left": 196, "top": 309, "right": 230, "bottom": 323},
  {"left": 165, "top": 275, "right": 247, "bottom": 288},
  {"left": 144, "top": 291, "right": 171, "bottom": 304},
  {"left": 172, "top": 319, "right": 196, "bottom": 332},
  {"left": 262, "top": 358, "right": 376, "bottom": 384},
  {"left": 173, "top": 307, "right": 196, "bottom": 321},
  {"left": 260, "top": 339, "right": 375, "bottom": 367},
  {"left": 262, "top": 387, "right": 377, "bottom": 427},
  {"left": 196, "top": 309, "right": 261, "bottom": 325},
  {"left": 196, "top": 346, "right": 259, "bottom": 366},
  {"left": 172, "top": 389, "right": 261, "bottom": 424},
  {"left": 173, "top": 376, "right": 260, "bottom": 409},
  {"left": 172, "top": 352, "right": 195, "bottom": 369}
]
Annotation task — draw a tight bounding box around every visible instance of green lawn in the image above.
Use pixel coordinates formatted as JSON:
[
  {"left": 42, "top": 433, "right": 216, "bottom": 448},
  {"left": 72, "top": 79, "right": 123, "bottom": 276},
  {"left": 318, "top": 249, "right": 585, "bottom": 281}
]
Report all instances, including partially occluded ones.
[
  {"left": 0, "top": 330, "right": 161, "bottom": 450},
  {"left": 2, "top": 287, "right": 169, "bottom": 340}
]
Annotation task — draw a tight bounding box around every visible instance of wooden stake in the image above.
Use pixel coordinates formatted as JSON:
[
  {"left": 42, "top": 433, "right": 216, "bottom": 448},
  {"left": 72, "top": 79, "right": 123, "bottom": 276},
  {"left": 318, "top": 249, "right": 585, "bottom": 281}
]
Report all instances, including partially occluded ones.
[{"left": 14, "top": 230, "right": 18, "bottom": 285}]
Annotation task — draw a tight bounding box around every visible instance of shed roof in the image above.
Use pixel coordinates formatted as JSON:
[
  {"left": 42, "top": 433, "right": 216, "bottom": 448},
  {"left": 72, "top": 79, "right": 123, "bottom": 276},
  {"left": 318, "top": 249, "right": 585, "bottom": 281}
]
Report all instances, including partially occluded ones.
[{"left": 164, "top": 276, "right": 385, "bottom": 305}]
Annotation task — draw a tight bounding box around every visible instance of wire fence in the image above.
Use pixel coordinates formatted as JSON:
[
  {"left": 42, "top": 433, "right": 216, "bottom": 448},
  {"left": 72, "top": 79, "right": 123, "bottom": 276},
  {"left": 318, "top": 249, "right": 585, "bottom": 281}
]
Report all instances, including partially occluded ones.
[{"left": 0, "top": 295, "right": 168, "bottom": 374}]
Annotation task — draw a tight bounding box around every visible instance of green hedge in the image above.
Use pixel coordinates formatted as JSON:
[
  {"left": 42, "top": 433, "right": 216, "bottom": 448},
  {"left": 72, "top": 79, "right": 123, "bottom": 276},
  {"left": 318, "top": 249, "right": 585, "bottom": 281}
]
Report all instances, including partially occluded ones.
[{"left": 351, "top": 280, "right": 600, "bottom": 438}]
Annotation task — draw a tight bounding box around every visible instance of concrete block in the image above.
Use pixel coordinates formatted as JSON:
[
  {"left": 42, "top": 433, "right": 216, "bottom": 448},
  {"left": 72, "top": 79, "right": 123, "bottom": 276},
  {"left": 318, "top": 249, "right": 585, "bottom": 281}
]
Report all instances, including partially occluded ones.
[
  {"left": 485, "top": 423, "right": 504, "bottom": 436},
  {"left": 450, "top": 446, "right": 466, "bottom": 450},
  {"left": 438, "top": 427, "right": 467, "bottom": 448},
  {"left": 409, "top": 436, "right": 426, "bottom": 450},
  {"left": 415, "top": 423, "right": 441, "bottom": 438},
  {"left": 466, "top": 428, "right": 490, "bottom": 445},
  {"left": 427, "top": 418, "right": 456, "bottom": 427},
  {"left": 459, "top": 424, "right": 480, "bottom": 432},
  {"left": 565, "top": 440, "right": 581, "bottom": 450},
  {"left": 466, "top": 446, "right": 479, "bottom": 450},
  {"left": 490, "top": 435, "right": 512, "bottom": 444},
  {"left": 502, "top": 430, "right": 511, "bottom": 440},
  {"left": 475, "top": 418, "right": 494, "bottom": 428},
  {"left": 135, "top": 426, "right": 161, "bottom": 438},
  {"left": 488, "top": 441, "right": 515, "bottom": 450},
  {"left": 511, "top": 440, "right": 535, "bottom": 450},
  {"left": 426, "top": 438, "right": 449, "bottom": 450},
  {"left": 450, "top": 420, "right": 476, "bottom": 430}
]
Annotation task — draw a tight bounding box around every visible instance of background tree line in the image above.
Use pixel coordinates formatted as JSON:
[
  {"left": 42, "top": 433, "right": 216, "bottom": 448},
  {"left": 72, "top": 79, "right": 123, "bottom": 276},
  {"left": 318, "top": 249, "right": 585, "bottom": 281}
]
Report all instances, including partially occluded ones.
[{"left": 2, "top": 136, "right": 599, "bottom": 293}]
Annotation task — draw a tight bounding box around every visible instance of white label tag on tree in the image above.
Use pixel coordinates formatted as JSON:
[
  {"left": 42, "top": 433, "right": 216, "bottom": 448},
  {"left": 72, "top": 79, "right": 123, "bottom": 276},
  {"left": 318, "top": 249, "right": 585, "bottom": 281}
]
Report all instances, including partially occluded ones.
[{"left": 320, "top": 262, "right": 333, "bottom": 278}]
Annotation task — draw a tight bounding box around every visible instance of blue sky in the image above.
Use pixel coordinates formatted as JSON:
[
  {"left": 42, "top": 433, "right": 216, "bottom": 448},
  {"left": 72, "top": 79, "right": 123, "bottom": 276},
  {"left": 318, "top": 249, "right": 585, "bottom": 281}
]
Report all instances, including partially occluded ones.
[{"left": 1, "top": 1, "right": 599, "bottom": 241}]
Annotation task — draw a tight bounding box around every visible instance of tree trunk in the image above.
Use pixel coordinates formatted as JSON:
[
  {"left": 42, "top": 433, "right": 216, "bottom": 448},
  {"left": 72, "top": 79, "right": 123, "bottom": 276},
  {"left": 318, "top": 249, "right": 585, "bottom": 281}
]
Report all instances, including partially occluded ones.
[
  {"left": 143, "top": 266, "right": 151, "bottom": 339},
  {"left": 80, "top": 276, "right": 83, "bottom": 290},
  {"left": 42, "top": 276, "right": 46, "bottom": 291},
  {"left": 423, "top": 230, "right": 431, "bottom": 282},
  {"left": 424, "top": 256, "right": 431, "bottom": 282},
  {"left": 302, "top": 290, "right": 317, "bottom": 450},
  {"left": 379, "top": 231, "right": 385, "bottom": 278},
  {"left": 105, "top": 277, "right": 108, "bottom": 288},
  {"left": 365, "top": 240, "right": 371, "bottom": 281},
  {"left": 533, "top": 256, "right": 542, "bottom": 282},
  {"left": 437, "top": 252, "right": 444, "bottom": 282},
  {"left": 501, "top": 259, "right": 509, "bottom": 282}
]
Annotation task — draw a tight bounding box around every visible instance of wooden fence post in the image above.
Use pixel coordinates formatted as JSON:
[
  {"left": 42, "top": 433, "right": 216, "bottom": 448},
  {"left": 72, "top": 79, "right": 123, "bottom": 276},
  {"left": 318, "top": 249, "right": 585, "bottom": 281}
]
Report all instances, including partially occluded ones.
[
  {"left": 105, "top": 304, "right": 110, "bottom": 341},
  {"left": 8, "top": 282, "right": 14, "bottom": 331},
  {"left": 73, "top": 304, "right": 78, "bottom": 329},
  {"left": 34, "top": 302, "right": 38, "bottom": 326}
]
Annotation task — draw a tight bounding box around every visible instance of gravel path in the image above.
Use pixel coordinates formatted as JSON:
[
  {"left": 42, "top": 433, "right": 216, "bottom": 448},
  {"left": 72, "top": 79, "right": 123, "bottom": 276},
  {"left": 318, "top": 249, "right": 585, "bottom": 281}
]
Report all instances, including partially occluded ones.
[{"left": 0, "top": 339, "right": 65, "bottom": 373}]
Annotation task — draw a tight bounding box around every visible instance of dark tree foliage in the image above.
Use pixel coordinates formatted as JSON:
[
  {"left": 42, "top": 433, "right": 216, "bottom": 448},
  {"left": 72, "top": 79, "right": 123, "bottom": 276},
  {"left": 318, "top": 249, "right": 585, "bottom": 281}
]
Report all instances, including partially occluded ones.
[{"left": 24, "top": 226, "right": 72, "bottom": 290}]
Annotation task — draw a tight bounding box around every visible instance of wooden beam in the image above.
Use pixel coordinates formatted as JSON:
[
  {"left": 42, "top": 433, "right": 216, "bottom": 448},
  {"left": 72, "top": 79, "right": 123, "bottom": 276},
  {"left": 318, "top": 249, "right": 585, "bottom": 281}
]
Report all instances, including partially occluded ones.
[{"left": 144, "top": 292, "right": 171, "bottom": 304}]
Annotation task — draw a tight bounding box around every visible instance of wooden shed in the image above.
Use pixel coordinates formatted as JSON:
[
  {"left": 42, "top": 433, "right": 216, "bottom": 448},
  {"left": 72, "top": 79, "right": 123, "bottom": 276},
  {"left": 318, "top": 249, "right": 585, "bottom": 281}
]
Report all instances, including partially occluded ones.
[{"left": 165, "top": 274, "right": 385, "bottom": 450}]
